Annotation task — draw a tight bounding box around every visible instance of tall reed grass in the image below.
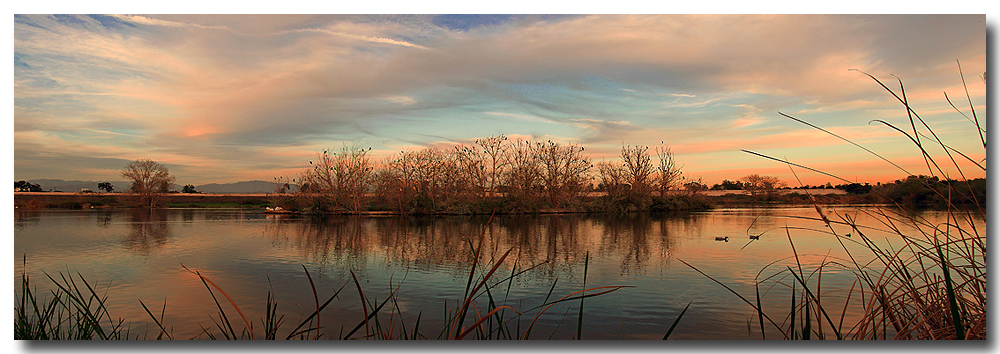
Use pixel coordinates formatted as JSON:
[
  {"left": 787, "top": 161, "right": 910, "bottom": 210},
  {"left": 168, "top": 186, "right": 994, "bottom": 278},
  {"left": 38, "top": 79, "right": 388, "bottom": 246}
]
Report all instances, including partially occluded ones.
[
  {"left": 683, "top": 64, "right": 985, "bottom": 339},
  {"left": 15, "top": 257, "right": 134, "bottom": 340}
]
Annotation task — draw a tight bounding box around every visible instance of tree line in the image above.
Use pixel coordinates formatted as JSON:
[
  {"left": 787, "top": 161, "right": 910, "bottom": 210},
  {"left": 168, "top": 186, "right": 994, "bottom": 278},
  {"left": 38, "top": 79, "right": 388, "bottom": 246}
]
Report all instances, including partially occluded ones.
[
  {"left": 274, "top": 135, "right": 703, "bottom": 214},
  {"left": 28, "top": 138, "right": 941, "bottom": 211}
]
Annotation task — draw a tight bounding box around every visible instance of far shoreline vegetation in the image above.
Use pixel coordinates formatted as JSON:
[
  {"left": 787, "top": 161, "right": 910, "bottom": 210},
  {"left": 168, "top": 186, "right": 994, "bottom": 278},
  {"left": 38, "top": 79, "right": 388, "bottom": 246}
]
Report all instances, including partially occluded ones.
[
  {"left": 13, "top": 136, "right": 984, "bottom": 214},
  {"left": 11, "top": 181, "right": 984, "bottom": 214}
]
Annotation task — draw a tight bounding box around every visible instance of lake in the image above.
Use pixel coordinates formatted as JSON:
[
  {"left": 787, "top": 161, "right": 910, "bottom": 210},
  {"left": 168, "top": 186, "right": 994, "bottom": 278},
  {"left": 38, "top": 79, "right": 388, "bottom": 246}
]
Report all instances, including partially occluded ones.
[{"left": 13, "top": 206, "right": 978, "bottom": 340}]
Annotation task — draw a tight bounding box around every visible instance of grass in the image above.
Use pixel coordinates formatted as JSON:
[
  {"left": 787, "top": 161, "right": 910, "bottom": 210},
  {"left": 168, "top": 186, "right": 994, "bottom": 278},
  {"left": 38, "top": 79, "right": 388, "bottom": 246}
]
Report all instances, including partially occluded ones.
[
  {"left": 682, "top": 65, "right": 985, "bottom": 340},
  {"left": 685, "top": 206, "right": 984, "bottom": 339},
  {"left": 15, "top": 257, "right": 134, "bottom": 340}
]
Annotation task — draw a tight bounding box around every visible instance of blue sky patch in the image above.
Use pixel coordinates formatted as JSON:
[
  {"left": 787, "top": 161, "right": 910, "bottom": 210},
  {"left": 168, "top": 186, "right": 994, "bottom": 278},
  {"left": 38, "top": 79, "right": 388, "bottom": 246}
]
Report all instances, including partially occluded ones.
[{"left": 432, "top": 14, "right": 517, "bottom": 31}]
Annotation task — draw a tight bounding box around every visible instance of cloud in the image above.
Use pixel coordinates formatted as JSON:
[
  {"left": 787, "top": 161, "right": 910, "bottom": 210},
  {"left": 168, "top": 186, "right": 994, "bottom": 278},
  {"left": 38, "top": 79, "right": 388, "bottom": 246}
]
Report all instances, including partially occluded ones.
[
  {"left": 290, "top": 28, "right": 429, "bottom": 49},
  {"left": 109, "top": 14, "right": 232, "bottom": 30},
  {"left": 14, "top": 14, "right": 986, "bottom": 184},
  {"left": 380, "top": 95, "right": 417, "bottom": 105},
  {"left": 483, "top": 111, "right": 558, "bottom": 124},
  {"left": 565, "top": 118, "right": 643, "bottom": 145}
]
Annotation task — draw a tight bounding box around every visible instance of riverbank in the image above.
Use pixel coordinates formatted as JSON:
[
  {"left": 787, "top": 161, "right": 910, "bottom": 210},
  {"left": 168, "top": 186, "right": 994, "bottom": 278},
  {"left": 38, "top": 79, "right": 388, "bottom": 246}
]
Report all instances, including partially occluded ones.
[
  {"left": 13, "top": 192, "right": 273, "bottom": 209},
  {"left": 14, "top": 189, "right": 867, "bottom": 214}
]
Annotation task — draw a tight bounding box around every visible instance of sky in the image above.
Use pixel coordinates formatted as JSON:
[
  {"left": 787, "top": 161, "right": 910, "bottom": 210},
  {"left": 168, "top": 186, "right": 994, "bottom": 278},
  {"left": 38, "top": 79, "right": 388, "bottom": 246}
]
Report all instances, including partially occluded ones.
[{"left": 12, "top": 13, "right": 988, "bottom": 187}]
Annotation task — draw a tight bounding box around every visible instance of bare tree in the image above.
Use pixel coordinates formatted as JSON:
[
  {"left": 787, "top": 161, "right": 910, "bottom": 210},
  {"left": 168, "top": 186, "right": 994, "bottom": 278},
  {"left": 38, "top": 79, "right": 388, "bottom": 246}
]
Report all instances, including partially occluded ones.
[
  {"left": 475, "top": 135, "right": 509, "bottom": 196},
  {"left": 502, "top": 139, "right": 542, "bottom": 206},
  {"left": 384, "top": 148, "right": 449, "bottom": 210},
  {"left": 272, "top": 176, "right": 293, "bottom": 194},
  {"left": 451, "top": 145, "right": 488, "bottom": 201},
  {"left": 535, "top": 140, "right": 591, "bottom": 206},
  {"left": 741, "top": 174, "right": 786, "bottom": 198},
  {"left": 621, "top": 144, "right": 655, "bottom": 198},
  {"left": 300, "top": 145, "right": 374, "bottom": 212},
  {"left": 121, "top": 159, "right": 175, "bottom": 207},
  {"left": 655, "top": 144, "right": 683, "bottom": 196},
  {"left": 301, "top": 150, "right": 335, "bottom": 193},
  {"left": 340, "top": 145, "right": 374, "bottom": 212},
  {"left": 410, "top": 148, "right": 447, "bottom": 205},
  {"left": 372, "top": 159, "right": 410, "bottom": 213},
  {"left": 597, "top": 161, "right": 628, "bottom": 203}
]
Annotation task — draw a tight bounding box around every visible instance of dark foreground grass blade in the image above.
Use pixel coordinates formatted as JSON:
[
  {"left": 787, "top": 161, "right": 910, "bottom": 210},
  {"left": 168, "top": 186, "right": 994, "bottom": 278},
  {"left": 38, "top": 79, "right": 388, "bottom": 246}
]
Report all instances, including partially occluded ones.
[
  {"left": 521, "top": 286, "right": 629, "bottom": 339},
  {"left": 285, "top": 282, "right": 348, "bottom": 339},
  {"left": 790, "top": 281, "right": 796, "bottom": 340},
  {"left": 182, "top": 265, "right": 254, "bottom": 339},
  {"left": 456, "top": 306, "right": 520, "bottom": 339},
  {"left": 452, "top": 212, "right": 494, "bottom": 340},
  {"left": 741, "top": 150, "right": 852, "bottom": 184},
  {"left": 577, "top": 251, "right": 589, "bottom": 340},
  {"left": 451, "top": 246, "right": 514, "bottom": 339},
  {"left": 44, "top": 272, "right": 111, "bottom": 339},
  {"left": 349, "top": 271, "right": 372, "bottom": 339},
  {"left": 678, "top": 259, "right": 785, "bottom": 335},
  {"left": 938, "top": 245, "right": 965, "bottom": 339},
  {"left": 779, "top": 112, "right": 910, "bottom": 175},
  {"left": 786, "top": 266, "right": 843, "bottom": 340},
  {"left": 138, "top": 299, "right": 172, "bottom": 340},
  {"left": 756, "top": 283, "right": 765, "bottom": 340},
  {"left": 663, "top": 301, "right": 692, "bottom": 339},
  {"left": 302, "top": 265, "right": 320, "bottom": 339},
  {"left": 803, "top": 299, "right": 811, "bottom": 340},
  {"left": 343, "top": 292, "right": 394, "bottom": 339}
]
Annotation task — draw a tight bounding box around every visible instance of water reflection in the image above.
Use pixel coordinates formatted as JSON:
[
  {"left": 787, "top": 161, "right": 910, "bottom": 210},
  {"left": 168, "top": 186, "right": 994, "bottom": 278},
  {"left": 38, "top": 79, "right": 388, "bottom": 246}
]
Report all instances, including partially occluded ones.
[
  {"left": 17, "top": 207, "right": 978, "bottom": 339},
  {"left": 181, "top": 209, "right": 195, "bottom": 222},
  {"left": 97, "top": 210, "right": 113, "bottom": 227},
  {"left": 121, "top": 209, "right": 170, "bottom": 255},
  {"left": 14, "top": 209, "right": 42, "bottom": 230},
  {"left": 261, "top": 212, "right": 708, "bottom": 278}
]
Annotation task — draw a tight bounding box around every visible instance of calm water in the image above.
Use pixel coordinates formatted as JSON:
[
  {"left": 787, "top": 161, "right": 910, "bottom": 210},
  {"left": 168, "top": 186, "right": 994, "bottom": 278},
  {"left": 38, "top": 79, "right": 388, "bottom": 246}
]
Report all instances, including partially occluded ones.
[{"left": 13, "top": 206, "right": 980, "bottom": 340}]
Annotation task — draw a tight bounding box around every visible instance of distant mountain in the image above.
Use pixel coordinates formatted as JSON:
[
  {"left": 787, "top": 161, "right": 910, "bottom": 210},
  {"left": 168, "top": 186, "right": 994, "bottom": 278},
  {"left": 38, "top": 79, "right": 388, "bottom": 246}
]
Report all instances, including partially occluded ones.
[{"left": 17, "top": 179, "right": 293, "bottom": 194}]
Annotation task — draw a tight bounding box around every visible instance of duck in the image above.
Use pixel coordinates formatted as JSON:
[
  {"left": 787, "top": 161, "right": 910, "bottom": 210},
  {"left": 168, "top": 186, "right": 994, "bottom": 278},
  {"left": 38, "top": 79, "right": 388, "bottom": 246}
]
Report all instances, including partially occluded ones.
[{"left": 714, "top": 236, "right": 729, "bottom": 242}]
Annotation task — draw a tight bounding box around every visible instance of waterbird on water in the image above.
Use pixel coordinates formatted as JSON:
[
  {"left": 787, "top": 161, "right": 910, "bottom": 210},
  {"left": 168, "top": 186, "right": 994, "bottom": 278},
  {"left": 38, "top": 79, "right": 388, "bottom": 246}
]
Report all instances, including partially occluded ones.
[{"left": 715, "top": 236, "right": 729, "bottom": 242}]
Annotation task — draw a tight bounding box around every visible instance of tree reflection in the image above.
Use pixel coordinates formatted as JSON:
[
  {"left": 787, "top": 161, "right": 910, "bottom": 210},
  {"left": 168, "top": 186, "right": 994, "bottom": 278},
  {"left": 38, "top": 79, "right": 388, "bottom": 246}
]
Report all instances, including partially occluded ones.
[
  {"left": 181, "top": 209, "right": 195, "bottom": 223},
  {"left": 97, "top": 210, "right": 113, "bottom": 227},
  {"left": 14, "top": 209, "right": 42, "bottom": 230},
  {"left": 596, "top": 213, "right": 654, "bottom": 275},
  {"left": 262, "top": 212, "right": 707, "bottom": 280},
  {"left": 121, "top": 208, "right": 169, "bottom": 255}
]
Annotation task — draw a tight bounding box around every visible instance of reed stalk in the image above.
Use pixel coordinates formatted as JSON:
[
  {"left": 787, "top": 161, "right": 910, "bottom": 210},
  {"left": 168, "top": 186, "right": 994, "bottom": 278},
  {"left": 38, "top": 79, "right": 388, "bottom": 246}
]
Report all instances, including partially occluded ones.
[{"left": 685, "top": 66, "right": 985, "bottom": 340}]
